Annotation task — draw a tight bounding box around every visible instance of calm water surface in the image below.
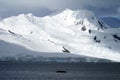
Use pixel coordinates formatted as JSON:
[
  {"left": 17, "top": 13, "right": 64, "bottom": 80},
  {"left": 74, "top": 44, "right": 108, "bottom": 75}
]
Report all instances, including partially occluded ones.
[{"left": 0, "top": 61, "right": 120, "bottom": 80}]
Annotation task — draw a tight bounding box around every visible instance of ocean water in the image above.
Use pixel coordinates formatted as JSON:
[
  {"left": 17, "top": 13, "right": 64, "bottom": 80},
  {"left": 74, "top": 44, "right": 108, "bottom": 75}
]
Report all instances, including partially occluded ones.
[{"left": 0, "top": 62, "right": 120, "bottom": 80}]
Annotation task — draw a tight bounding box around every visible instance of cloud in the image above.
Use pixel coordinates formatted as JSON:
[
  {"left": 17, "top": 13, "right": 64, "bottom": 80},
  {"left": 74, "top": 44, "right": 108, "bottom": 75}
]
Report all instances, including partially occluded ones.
[
  {"left": 1, "top": 0, "right": 119, "bottom": 10},
  {"left": 0, "top": 0, "right": 120, "bottom": 18}
]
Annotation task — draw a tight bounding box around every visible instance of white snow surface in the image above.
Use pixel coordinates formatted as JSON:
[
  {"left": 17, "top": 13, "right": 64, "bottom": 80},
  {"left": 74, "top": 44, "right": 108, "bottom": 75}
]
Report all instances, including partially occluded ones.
[{"left": 0, "top": 9, "right": 120, "bottom": 62}]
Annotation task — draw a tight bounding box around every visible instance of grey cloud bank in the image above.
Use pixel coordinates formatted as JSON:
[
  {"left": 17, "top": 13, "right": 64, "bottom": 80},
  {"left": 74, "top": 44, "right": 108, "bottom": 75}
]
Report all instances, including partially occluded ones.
[{"left": 0, "top": 0, "right": 120, "bottom": 18}]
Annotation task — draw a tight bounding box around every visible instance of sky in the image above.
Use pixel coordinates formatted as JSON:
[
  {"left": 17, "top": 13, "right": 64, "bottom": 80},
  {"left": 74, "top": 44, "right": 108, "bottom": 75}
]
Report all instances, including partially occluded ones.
[{"left": 0, "top": 0, "right": 120, "bottom": 18}]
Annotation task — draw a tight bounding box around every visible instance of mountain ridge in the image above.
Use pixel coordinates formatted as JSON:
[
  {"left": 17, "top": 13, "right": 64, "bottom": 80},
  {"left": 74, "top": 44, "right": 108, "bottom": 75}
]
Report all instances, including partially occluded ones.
[{"left": 0, "top": 9, "right": 120, "bottom": 62}]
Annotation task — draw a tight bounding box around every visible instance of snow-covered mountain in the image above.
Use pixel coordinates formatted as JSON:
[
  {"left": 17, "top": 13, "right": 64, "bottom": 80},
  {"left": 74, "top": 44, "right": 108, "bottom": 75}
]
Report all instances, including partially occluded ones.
[{"left": 0, "top": 9, "right": 120, "bottom": 62}]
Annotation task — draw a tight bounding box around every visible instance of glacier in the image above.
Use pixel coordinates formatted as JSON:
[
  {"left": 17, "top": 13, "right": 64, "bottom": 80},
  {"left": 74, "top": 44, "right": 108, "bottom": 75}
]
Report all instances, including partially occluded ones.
[{"left": 0, "top": 9, "right": 120, "bottom": 62}]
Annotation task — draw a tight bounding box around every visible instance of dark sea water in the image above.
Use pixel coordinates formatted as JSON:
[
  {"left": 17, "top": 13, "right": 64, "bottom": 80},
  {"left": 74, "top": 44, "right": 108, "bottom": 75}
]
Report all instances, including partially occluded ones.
[{"left": 0, "top": 61, "right": 120, "bottom": 80}]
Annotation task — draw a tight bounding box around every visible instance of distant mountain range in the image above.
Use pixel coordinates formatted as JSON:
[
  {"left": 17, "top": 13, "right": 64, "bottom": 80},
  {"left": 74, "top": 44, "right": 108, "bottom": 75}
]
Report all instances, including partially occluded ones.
[{"left": 102, "top": 17, "right": 120, "bottom": 28}]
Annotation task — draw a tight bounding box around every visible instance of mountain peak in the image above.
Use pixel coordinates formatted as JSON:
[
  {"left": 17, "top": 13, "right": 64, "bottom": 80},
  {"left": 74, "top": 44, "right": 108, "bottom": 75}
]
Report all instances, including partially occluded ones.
[
  {"left": 62, "top": 9, "right": 73, "bottom": 13},
  {"left": 18, "top": 13, "right": 34, "bottom": 17},
  {"left": 58, "top": 9, "right": 95, "bottom": 20},
  {"left": 51, "top": 9, "right": 101, "bottom": 29}
]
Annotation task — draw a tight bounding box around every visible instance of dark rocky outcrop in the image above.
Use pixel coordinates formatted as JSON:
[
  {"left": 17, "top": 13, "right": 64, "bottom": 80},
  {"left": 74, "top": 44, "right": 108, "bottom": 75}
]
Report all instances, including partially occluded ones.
[
  {"left": 8, "top": 30, "right": 15, "bottom": 34},
  {"left": 81, "top": 26, "right": 87, "bottom": 31},
  {"left": 89, "top": 29, "right": 91, "bottom": 34},
  {"left": 62, "top": 47, "right": 70, "bottom": 53},
  {"left": 113, "top": 35, "right": 120, "bottom": 41},
  {"left": 94, "top": 36, "right": 101, "bottom": 43}
]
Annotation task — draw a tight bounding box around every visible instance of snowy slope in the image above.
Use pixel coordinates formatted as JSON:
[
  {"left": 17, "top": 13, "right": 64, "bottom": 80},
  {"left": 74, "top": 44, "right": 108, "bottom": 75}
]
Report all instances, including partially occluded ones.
[
  {"left": 0, "top": 9, "right": 120, "bottom": 62},
  {"left": 0, "top": 40, "right": 110, "bottom": 62}
]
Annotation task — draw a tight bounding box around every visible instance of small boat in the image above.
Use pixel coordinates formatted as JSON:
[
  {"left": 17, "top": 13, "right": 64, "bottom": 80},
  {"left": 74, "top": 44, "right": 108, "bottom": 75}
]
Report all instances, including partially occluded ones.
[{"left": 56, "top": 70, "right": 67, "bottom": 73}]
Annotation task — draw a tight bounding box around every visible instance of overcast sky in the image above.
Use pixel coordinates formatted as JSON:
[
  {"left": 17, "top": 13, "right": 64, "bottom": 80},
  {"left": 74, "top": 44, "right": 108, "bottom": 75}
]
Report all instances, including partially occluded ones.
[{"left": 0, "top": 0, "right": 120, "bottom": 18}]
